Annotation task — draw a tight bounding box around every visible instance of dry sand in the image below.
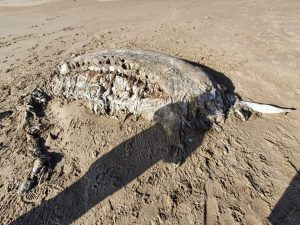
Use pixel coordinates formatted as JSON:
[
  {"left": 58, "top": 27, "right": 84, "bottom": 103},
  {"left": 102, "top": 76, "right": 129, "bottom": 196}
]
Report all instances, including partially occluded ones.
[{"left": 0, "top": 0, "right": 300, "bottom": 224}]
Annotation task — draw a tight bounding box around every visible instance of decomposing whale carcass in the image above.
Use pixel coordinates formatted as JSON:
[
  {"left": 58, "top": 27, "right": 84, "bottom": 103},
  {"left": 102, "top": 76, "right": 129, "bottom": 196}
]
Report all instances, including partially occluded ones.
[
  {"left": 51, "top": 50, "right": 225, "bottom": 122},
  {"left": 18, "top": 49, "right": 295, "bottom": 194}
]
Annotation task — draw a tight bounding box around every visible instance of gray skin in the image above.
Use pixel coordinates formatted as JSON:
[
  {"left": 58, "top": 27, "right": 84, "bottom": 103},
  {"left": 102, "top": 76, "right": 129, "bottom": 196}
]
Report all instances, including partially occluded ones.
[{"left": 20, "top": 50, "right": 227, "bottom": 194}]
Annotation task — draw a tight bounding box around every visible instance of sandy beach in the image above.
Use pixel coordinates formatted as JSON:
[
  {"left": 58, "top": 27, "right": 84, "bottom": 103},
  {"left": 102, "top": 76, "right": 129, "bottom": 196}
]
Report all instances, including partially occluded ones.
[{"left": 0, "top": 0, "right": 299, "bottom": 224}]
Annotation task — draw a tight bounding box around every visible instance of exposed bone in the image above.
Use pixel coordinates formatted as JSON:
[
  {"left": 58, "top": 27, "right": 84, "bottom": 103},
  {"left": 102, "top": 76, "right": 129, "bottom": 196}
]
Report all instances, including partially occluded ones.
[
  {"left": 52, "top": 50, "right": 225, "bottom": 121},
  {"left": 19, "top": 50, "right": 228, "bottom": 194},
  {"left": 59, "top": 62, "right": 70, "bottom": 75},
  {"left": 224, "top": 92, "right": 295, "bottom": 121},
  {"left": 240, "top": 101, "right": 295, "bottom": 114}
]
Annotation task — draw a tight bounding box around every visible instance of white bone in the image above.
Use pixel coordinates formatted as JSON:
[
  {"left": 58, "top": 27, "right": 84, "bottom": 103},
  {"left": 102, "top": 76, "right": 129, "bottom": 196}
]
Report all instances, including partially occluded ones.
[{"left": 240, "top": 101, "right": 295, "bottom": 114}]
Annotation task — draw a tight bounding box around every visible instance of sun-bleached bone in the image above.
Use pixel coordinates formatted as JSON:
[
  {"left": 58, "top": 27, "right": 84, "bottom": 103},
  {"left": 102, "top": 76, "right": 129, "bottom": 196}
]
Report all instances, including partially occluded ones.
[{"left": 240, "top": 101, "right": 295, "bottom": 114}]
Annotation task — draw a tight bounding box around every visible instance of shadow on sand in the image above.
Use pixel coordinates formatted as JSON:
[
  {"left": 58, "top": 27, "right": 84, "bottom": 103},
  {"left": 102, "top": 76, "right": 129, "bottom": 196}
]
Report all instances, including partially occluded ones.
[
  {"left": 268, "top": 171, "right": 300, "bottom": 225},
  {"left": 10, "top": 106, "right": 206, "bottom": 224},
  {"left": 11, "top": 60, "right": 299, "bottom": 225},
  {"left": 10, "top": 62, "right": 233, "bottom": 225}
]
